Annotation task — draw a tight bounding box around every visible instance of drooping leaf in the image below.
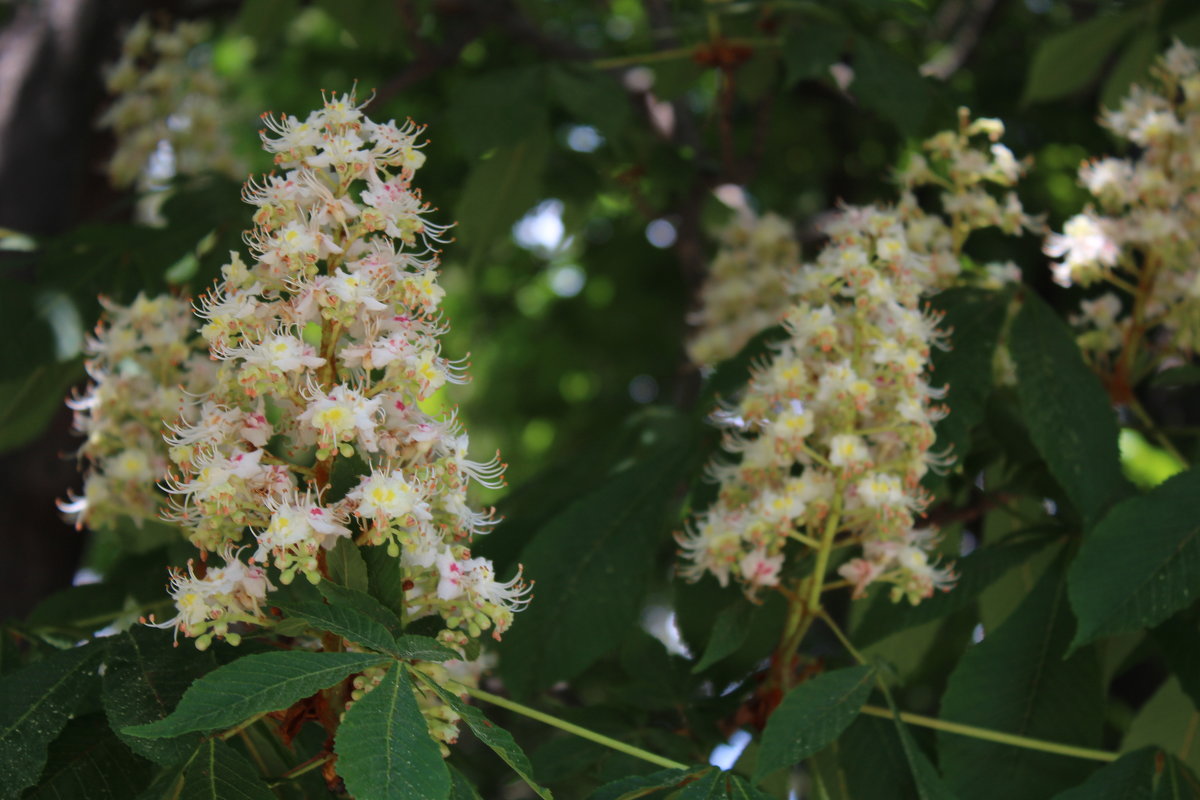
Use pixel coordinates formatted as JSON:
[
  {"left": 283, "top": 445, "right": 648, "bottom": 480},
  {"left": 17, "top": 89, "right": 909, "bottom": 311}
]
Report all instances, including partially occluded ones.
[
  {"left": 137, "top": 738, "right": 275, "bottom": 800},
  {"left": 549, "top": 65, "right": 631, "bottom": 136},
  {"left": 324, "top": 537, "right": 369, "bottom": 592},
  {"left": 455, "top": 129, "right": 551, "bottom": 267},
  {"left": 1153, "top": 607, "right": 1200, "bottom": 708},
  {"left": 391, "top": 635, "right": 459, "bottom": 662},
  {"left": 0, "top": 643, "right": 102, "bottom": 797},
  {"left": 836, "top": 715, "right": 919, "bottom": 800},
  {"left": 929, "top": 287, "right": 1010, "bottom": 463},
  {"left": 102, "top": 627, "right": 217, "bottom": 766},
  {"left": 1101, "top": 30, "right": 1160, "bottom": 110},
  {"left": 881, "top": 698, "right": 959, "bottom": 800},
  {"left": 334, "top": 664, "right": 450, "bottom": 800},
  {"left": 1123, "top": 677, "right": 1200, "bottom": 778},
  {"left": 410, "top": 669, "right": 552, "bottom": 799},
  {"left": 853, "top": 40, "right": 933, "bottom": 135},
  {"left": 691, "top": 600, "right": 753, "bottom": 674},
  {"left": 1050, "top": 747, "right": 1156, "bottom": 800},
  {"left": 782, "top": 22, "right": 848, "bottom": 86},
  {"left": 499, "top": 446, "right": 690, "bottom": 696},
  {"left": 1154, "top": 754, "right": 1200, "bottom": 800},
  {"left": 853, "top": 535, "right": 1055, "bottom": 647},
  {"left": 1022, "top": 11, "right": 1137, "bottom": 104},
  {"left": 124, "top": 652, "right": 389, "bottom": 739},
  {"left": 359, "top": 546, "right": 408, "bottom": 623},
  {"left": 276, "top": 600, "right": 398, "bottom": 655},
  {"left": 753, "top": 664, "right": 875, "bottom": 783},
  {"left": 0, "top": 359, "right": 84, "bottom": 454},
  {"left": 25, "top": 714, "right": 153, "bottom": 800},
  {"left": 448, "top": 763, "right": 485, "bottom": 800},
  {"left": 317, "top": 580, "right": 403, "bottom": 636},
  {"left": 1068, "top": 466, "right": 1200, "bottom": 648},
  {"left": 1010, "top": 292, "right": 1133, "bottom": 529},
  {"left": 678, "top": 767, "right": 777, "bottom": 799},
  {"left": 939, "top": 559, "right": 1104, "bottom": 800},
  {"left": 588, "top": 767, "right": 698, "bottom": 800}
]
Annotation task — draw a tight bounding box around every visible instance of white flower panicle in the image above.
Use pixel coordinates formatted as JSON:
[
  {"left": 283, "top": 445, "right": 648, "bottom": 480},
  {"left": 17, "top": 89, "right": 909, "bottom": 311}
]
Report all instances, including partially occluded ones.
[
  {"left": 60, "top": 293, "right": 211, "bottom": 531},
  {"left": 153, "top": 90, "right": 526, "bottom": 657},
  {"left": 1047, "top": 41, "right": 1200, "bottom": 363},
  {"left": 99, "top": 16, "right": 242, "bottom": 192},
  {"left": 688, "top": 212, "right": 799, "bottom": 366},
  {"left": 679, "top": 111, "right": 1036, "bottom": 605}
]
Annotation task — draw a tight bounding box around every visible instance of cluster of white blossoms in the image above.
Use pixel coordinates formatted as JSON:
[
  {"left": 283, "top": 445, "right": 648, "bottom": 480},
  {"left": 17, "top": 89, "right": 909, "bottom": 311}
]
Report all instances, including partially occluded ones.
[
  {"left": 1046, "top": 41, "right": 1200, "bottom": 364},
  {"left": 679, "top": 111, "right": 1037, "bottom": 605},
  {"left": 146, "top": 91, "right": 529, "bottom": 662},
  {"left": 61, "top": 294, "right": 211, "bottom": 531},
  {"left": 99, "top": 16, "right": 242, "bottom": 193},
  {"left": 687, "top": 212, "right": 798, "bottom": 366}
]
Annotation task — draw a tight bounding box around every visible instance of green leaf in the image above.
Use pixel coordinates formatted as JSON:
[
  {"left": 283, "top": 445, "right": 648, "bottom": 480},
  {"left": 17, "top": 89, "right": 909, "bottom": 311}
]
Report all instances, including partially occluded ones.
[
  {"left": 499, "top": 447, "right": 690, "bottom": 696},
  {"left": 25, "top": 714, "right": 153, "bottom": 800},
  {"left": 358, "top": 547, "right": 409, "bottom": 623},
  {"left": 753, "top": 664, "right": 875, "bottom": 783},
  {"left": 588, "top": 767, "right": 697, "bottom": 800},
  {"left": 410, "top": 669, "right": 552, "bottom": 799},
  {"left": 1050, "top": 746, "right": 1157, "bottom": 800},
  {"left": 929, "top": 288, "right": 1010, "bottom": 463},
  {"left": 0, "top": 643, "right": 101, "bottom": 797},
  {"left": 317, "top": 580, "right": 403, "bottom": 636},
  {"left": 1153, "top": 607, "right": 1200, "bottom": 708},
  {"left": 324, "top": 537, "right": 369, "bottom": 592},
  {"left": 1101, "top": 30, "right": 1160, "bottom": 110},
  {"left": 853, "top": 40, "right": 933, "bottom": 135},
  {"left": 1123, "top": 677, "right": 1200, "bottom": 779},
  {"left": 853, "top": 535, "right": 1054, "bottom": 647},
  {"left": 102, "top": 627, "right": 217, "bottom": 766},
  {"left": 782, "top": 22, "right": 848, "bottom": 86},
  {"left": 448, "top": 67, "right": 548, "bottom": 157},
  {"left": 334, "top": 664, "right": 450, "bottom": 800},
  {"left": 1010, "top": 292, "right": 1133, "bottom": 529},
  {"left": 276, "top": 600, "right": 398, "bottom": 655},
  {"left": 391, "top": 635, "right": 459, "bottom": 662},
  {"left": 455, "top": 130, "right": 551, "bottom": 267},
  {"left": 1068, "top": 466, "right": 1200, "bottom": 648},
  {"left": 124, "top": 652, "right": 389, "bottom": 739},
  {"left": 1153, "top": 364, "right": 1200, "bottom": 387},
  {"left": 1022, "top": 11, "right": 1137, "bottom": 104},
  {"left": 549, "top": 65, "right": 631, "bottom": 136},
  {"left": 883, "top": 698, "right": 959, "bottom": 800},
  {"left": 137, "top": 738, "right": 275, "bottom": 800},
  {"left": 691, "top": 600, "right": 753, "bottom": 674},
  {"left": 678, "top": 768, "right": 776, "bottom": 799},
  {"left": 836, "top": 715, "right": 919, "bottom": 800},
  {"left": 448, "top": 764, "right": 484, "bottom": 800},
  {"left": 1154, "top": 754, "right": 1200, "bottom": 800},
  {"left": 0, "top": 359, "right": 84, "bottom": 454},
  {"left": 939, "top": 559, "right": 1104, "bottom": 800}
]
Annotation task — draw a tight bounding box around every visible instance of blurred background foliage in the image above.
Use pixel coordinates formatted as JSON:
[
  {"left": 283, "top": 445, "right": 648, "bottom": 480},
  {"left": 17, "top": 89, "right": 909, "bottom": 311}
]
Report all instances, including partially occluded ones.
[{"left": 3, "top": 0, "right": 1200, "bottom": 797}]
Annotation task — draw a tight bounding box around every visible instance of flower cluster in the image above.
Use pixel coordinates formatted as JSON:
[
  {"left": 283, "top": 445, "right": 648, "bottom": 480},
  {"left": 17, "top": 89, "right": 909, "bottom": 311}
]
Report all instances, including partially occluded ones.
[
  {"left": 133, "top": 91, "right": 528, "bottom": 745},
  {"left": 99, "top": 16, "right": 242, "bottom": 194},
  {"left": 687, "top": 212, "right": 798, "bottom": 366},
  {"left": 679, "top": 111, "right": 1036, "bottom": 604},
  {"left": 1046, "top": 41, "right": 1200, "bottom": 364},
  {"left": 60, "top": 293, "right": 211, "bottom": 532}
]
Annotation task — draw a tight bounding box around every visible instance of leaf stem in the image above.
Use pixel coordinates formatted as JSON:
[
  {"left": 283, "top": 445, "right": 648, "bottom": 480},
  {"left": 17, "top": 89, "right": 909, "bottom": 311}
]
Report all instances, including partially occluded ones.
[
  {"left": 462, "top": 686, "right": 689, "bottom": 771},
  {"left": 858, "top": 705, "right": 1118, "bottom": 762}
]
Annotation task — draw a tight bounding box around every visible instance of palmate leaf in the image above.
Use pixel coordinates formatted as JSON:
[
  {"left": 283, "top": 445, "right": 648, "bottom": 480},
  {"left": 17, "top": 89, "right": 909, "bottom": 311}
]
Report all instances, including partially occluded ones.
[
  {"left": 123, "top": 652, "right": 389, "bottom": 739},
  {"left": 677, "top": 768, "right": 775, "bottom": 799},
  {"left": 334, "top": 663, "right": 450, "bottom": 800},
  {"left": 1010, "top": 292, "right": 1133, "bottom": 530},
  {"left": 275, "top": 600, "right": 399, "bottom": 655},
  {"left": 499, "top": 446, "right": 690, "bottom": 697},
  {"left": 136, "top": 738, "right": 274, "bottom": 800},
  {"left": 939, "top": 559, "right": 1103, "bottom": 800},
  {"left": 1050, "top": 747, "right": 1156, "bottom": 800},
  {"left": 1068, "top": 466, "right": 1200, "bottom": 648},
  {"left": 409, "top": 669, "right": 552, "bottom": 799},
  {"left": 26, "top": 714, "right": 153, "bottom": 800},
  {"left": 102, "top": 627, "right": 217, "bottom": 766},
  {"left": 877, "top": 689, "right": 959, "bottom": 800},
  {"left": 753, "top": 664, "right": 875, "bottom": 783},
  {"left": 588, "top": 767, "right": 697, "bottom": 800},
  {"left": 0, "top": 642, "right": 102, "bottom": 798}
]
